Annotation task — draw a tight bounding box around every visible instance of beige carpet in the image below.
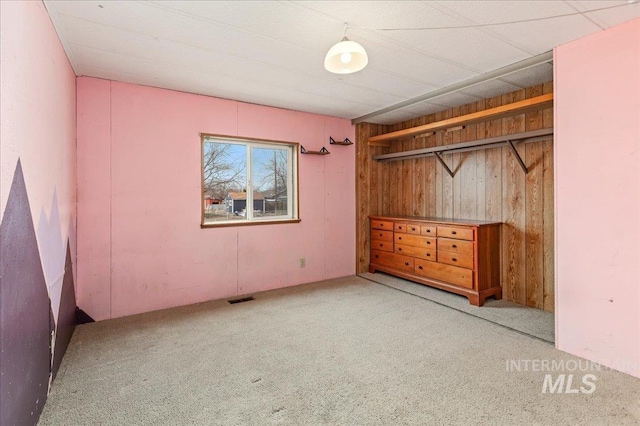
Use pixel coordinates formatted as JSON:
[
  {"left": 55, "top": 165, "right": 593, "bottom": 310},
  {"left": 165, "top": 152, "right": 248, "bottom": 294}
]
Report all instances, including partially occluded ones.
[
  {"left": 359, "top": 272, "right": 555, "bottom": 343},
  {"left": 39, "top": 276, "right": 640, "bottom": 425}
]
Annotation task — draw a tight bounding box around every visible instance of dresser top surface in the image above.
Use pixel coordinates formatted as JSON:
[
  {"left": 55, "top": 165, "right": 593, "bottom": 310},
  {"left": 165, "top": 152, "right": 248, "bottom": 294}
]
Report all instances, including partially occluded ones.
[{"left": 369, "top": 215, "right": 501, "bottom": 227}]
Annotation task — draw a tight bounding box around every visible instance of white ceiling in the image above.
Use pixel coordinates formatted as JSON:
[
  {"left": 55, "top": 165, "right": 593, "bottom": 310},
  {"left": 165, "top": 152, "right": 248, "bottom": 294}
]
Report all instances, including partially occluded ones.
[{"left": 43, "top": 0, "right": 640, "bottom": 125}]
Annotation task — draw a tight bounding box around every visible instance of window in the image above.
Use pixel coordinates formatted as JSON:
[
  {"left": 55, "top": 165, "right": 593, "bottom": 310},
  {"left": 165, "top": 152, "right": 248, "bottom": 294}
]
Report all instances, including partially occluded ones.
[{"left": 201, "top": 134, "right": 299, "bottom": 227}]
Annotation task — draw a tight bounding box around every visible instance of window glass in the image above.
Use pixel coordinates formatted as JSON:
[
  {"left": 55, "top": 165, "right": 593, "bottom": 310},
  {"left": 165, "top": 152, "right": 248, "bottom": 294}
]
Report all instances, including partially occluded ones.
[
  {"left": 252, "top": 147, "right": 290, "bottom": 219},
  {"left": 202, "top": 135, "right": 298, "bottom": 226}
]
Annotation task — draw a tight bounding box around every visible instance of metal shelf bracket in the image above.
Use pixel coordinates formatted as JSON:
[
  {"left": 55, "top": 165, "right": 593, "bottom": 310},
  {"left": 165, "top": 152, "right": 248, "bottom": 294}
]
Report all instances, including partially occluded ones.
[
  {"left": 434, "top": 152, "right": 454, "bottom": 178},
  {"left": 507, "top": 140, "right": 528, "bottom": 174}
]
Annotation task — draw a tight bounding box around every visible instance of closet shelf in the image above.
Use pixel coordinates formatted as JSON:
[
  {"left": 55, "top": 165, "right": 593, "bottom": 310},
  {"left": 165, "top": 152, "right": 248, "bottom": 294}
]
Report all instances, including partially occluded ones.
[
  {"left": 368, "top": 93, "right": 553, "bottom": 146},
  {"left": 372, "top": 128, "right": 553, "bottom": 176}
]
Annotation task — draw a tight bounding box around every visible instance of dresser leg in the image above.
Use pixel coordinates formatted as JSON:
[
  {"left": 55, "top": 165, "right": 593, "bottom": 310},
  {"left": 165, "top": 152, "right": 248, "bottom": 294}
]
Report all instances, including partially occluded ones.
[
  {"left": 468, "top": 294, "right": 481, "bottom": 306},
  {"left": 494, "top": 287, "right": 503, "bottom": 301},
  {"left": 475, "top": 288, "right": 503, "bottom": 306}
]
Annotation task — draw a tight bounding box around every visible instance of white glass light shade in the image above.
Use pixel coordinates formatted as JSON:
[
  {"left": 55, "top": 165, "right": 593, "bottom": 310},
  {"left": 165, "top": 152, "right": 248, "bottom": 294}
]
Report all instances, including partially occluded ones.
[{"left": 324, "top": 37, "right": 368, "bottom": 74}]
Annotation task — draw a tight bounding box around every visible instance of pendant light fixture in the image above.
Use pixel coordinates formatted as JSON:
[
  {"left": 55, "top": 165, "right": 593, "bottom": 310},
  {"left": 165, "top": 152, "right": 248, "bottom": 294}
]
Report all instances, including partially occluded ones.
[{"left": 324, "top": 23, "right": 368, "bottom": 74}]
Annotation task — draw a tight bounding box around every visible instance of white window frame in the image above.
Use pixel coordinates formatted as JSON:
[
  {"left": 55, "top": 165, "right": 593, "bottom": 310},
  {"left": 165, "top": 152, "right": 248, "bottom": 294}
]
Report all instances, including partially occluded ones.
[{"left": 201, "top": 134, "right": 299, "bottom": 227}]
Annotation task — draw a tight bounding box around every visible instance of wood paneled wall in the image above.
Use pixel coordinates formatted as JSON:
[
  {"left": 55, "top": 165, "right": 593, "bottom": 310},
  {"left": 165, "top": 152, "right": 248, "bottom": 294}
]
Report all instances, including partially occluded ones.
[{"left": 356, "top": 83, "right": 554, "bottom": 312}]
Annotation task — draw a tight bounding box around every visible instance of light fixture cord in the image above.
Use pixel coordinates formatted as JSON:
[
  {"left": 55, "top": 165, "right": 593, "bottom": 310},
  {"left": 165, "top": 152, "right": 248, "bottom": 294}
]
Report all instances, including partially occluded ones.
[
  {"left": 358, "top": 2, "right": 636, "bottom": 31},
  {"left": 340, "top": 22, "right": 350, "bottom": 42}
]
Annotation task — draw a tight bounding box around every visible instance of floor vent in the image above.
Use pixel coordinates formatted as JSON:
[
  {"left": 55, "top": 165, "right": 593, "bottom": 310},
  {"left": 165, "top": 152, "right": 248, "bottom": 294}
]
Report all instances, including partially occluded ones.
[{"left": 228, "top": 296, "right": 254, "bottom": 304}]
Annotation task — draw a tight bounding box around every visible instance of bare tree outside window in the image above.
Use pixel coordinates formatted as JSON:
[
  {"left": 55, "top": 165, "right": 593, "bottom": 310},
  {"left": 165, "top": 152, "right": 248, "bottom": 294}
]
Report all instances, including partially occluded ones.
[
  {"left": 203, "top": 142, "right": 246, "bottom": 198},
  {"left": 253, "top": 148, "right": 289, "bottom": 216},
  {"left": 203, "top": 142, "right": 247, "bottom": 222}
]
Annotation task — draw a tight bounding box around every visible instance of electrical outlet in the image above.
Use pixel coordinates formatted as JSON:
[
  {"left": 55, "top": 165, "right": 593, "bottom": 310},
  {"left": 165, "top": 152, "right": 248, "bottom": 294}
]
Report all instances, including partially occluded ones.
[{"left": 299, "top": 258, "right": 306, "bottom": 268}]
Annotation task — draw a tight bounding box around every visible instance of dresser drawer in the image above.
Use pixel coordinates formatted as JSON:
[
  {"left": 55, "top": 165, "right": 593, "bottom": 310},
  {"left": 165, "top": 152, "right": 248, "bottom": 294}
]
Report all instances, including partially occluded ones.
[
  {"left": 371, "top": 250, "right": 414, "bottom": 272},
  {"left": 395, "top": 233, "right": 436, "bottom": 248},
  {"left": 395, "top": 244, "right": 436, "bottom": 261},
  {"left": 437, "top": 251, "right": 473, "bottom": 270},
  {"left": 437, "top": 226, "right": 474, "bottom": 241},
  {"left": 371, "top": 220, "right": 394, "bottom": 231},
  {"left": 406, "top": 223, "right": 422, "bottom": 234},
  {"left": 394, "top": 222, "right": 408, "bottom": 233},
  {"left": 421, "top": 225, "right": 437, "bottom": 236},
  {"left": 437, "top": 238, "right": 474, "bottom": 255},
  {"left": 371, "top": 230, "right": 393, "bottom": 242},
  {"left": 414, "top": 260, "right": 473, "bottom": 289},
  {"left": 371, "top": 240, "right": 394, "bottom": 252}
]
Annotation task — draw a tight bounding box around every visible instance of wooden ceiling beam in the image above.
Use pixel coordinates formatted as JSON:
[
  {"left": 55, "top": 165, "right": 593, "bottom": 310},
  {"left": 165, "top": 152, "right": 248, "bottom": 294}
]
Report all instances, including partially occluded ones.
[{"left": 367, "top": 93, "right": 554, "bottom": 147}]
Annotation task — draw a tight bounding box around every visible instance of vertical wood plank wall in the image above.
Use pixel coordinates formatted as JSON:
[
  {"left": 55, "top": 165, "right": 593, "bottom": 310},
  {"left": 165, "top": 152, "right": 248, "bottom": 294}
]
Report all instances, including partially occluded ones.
[{"left": 356, "top": 83, "right": 554, "bottom": 312}]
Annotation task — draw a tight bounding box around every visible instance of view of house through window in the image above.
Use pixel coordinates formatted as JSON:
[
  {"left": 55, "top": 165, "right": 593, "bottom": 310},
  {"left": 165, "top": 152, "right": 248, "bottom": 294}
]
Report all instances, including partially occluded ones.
[{"left": 202, "top": 135, "right": 298, "bottom": 225}]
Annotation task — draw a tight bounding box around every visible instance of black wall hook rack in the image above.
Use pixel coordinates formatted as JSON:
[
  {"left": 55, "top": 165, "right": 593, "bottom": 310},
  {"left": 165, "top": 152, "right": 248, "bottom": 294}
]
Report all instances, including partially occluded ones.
[
  {"left": 329, "top": 137, "right": 353, "bottom": 146},
  {"left": 301, "top": 146, "right": 330, "bottom": 155}
]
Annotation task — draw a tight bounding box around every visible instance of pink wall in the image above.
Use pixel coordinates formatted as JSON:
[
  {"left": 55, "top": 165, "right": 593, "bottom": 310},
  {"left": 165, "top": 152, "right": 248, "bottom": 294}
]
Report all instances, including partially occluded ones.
[
  {"left": 554, "top": 18, "right": 640, "bottom": 378},
  {"left": 77, "top": 78, "right": 355, "bottom": 320},
  {"left": 0, "top": 0, "right": 77, "bottom": 322},
  {"left": 1, "top": 2, "right": 77, "bottom": 420}
]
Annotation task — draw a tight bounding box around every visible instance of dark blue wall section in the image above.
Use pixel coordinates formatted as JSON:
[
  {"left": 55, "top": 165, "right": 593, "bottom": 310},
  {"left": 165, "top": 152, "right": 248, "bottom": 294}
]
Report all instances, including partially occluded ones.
[
  {"left": 0, "top": 161, "right": 54, "bottom": 426},
  {"left": 52, "top": 242, "right": 76, "bottom": 379}
]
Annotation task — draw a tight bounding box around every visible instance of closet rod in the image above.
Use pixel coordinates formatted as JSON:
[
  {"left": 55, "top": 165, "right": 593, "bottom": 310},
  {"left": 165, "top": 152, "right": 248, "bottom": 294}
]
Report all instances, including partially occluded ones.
[{"left": 372, "top": 128, "right": 553, "bottom": 175}]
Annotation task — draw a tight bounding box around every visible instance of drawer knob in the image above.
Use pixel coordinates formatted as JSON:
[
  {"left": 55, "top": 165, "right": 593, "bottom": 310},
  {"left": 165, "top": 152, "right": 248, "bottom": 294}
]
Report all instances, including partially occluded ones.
[
  {"left": 426, "top": 253, "right": 430, "bottom": 257},
  {"left": 404, "top": 262, "right": 409, "bottom": 266},
  {"left": 398, "top": 248, "right": 402, "bottom": 251},
  {"left": 418, "top": 265, "right": 423, "bottom": 270},
  {"left": 411, "top": 227, "right": 416, "bottom": 231},
  {"left": 398, "top": 237, "right": 402, "bottom": 240},
  {"left": 379, "top": 233, "right": 383, "bottom": 237},
  {"left": 452, "top": 258, "right": 457, "bottom": 262},
  {"left": 426, "top": 230, "right": 431, "bottom": 233},
  {"left": 452, "top": 244, "right": 457, "bottom": 248},
  {"left": 375, "top": 255, "right": 379, "bottom": 258},
  {"left": 426, "top": 241, "right": 430, "bottom": 245},
  {"left": 379, "top": 243, "right": 383, "bottom": 247},
  {"left": 451, "top": 231, "right": 457, "bottom": 235}
]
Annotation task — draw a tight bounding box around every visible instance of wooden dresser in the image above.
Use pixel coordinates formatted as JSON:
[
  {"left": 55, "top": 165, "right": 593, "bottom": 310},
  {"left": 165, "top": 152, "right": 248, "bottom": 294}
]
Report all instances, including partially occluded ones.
[{"left": 369, "top": 216, "right": 502, "bottom": 306}]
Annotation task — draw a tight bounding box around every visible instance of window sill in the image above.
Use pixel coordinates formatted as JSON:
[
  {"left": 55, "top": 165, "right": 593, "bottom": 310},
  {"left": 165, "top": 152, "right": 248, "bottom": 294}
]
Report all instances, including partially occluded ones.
[{"left": 201, "top": 218, "right": 301, "bottom": 228}]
